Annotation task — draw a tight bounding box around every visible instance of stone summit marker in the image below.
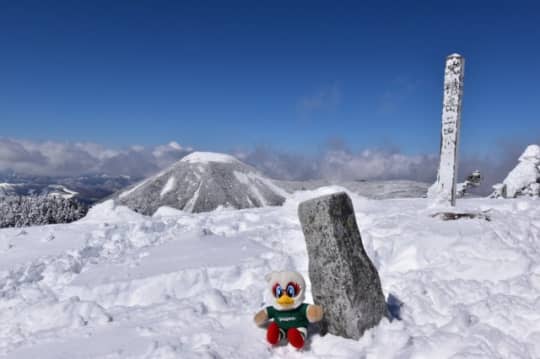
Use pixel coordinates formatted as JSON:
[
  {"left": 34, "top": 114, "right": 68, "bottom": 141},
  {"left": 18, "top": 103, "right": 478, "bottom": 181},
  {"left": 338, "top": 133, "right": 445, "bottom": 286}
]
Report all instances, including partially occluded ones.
[
  {"left": 428, "top": 53, "right": 466, "bottom": 206},
  {"left": 298, "top": 192, "right": 386, "bottom": 340}
]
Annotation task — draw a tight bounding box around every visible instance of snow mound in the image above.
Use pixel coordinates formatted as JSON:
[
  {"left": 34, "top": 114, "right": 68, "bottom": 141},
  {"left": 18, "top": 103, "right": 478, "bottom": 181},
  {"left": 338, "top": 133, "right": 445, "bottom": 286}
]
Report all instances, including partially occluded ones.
[
  {"left": 491, "top": 144, "right": 540, "bottom": 198},
  {"left": 152, "top": 206, "right": 184, "bottom": 217},
  {"left": 82, "top": 199, "right": 147, "bottom": 223}
]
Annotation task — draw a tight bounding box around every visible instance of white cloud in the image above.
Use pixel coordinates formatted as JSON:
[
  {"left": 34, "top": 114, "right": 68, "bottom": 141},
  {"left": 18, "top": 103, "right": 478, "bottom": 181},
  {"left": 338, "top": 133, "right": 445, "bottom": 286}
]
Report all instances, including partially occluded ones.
[
  {"left": 319, "top": 149, "right": 438, "bottom": 182},
  {"left": 239, "top": 145, "right": 439, "bottom": 183},
  {"left": 0, "top": 138, "right": 191, "bottom": 178},
  {"left": 240, "top": 140, "right": 540, "bottom": 195},
  {"left": 1, "top": 137, "right": 526, "bottom": 195}
]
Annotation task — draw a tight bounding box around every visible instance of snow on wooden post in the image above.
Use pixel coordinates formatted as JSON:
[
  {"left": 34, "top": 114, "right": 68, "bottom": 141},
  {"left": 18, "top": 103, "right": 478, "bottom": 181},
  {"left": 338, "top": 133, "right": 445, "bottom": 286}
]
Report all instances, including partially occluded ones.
[{"left": 428, "top": 53, "right": 465, "bottom": 206}]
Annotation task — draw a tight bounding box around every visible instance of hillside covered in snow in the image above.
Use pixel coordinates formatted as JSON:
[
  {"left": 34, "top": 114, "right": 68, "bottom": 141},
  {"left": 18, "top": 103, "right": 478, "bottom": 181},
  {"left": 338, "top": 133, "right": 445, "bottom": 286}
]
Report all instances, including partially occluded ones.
[
  {"left": 0, "top": 182, "right": 78, "bottom": 199},
  {"left": 115, "top": 152, "right": 287, "bottom": 214},
  {"left": 1, "top": 188, "right": 540, "bottom": 358}
]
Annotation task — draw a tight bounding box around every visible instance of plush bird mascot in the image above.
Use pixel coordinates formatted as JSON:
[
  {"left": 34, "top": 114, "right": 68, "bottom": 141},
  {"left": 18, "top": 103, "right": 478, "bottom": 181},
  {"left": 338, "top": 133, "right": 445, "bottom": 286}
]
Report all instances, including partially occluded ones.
[{"left": 253, "top": 271, "right": 323, "bottom": 349}]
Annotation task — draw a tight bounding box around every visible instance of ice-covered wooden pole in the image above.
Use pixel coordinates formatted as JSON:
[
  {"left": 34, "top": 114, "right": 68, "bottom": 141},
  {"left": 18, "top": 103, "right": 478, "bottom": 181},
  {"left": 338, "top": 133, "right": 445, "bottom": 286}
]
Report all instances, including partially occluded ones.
[{"left": 428, "top": 53, "right": 465, "bottom": 206}]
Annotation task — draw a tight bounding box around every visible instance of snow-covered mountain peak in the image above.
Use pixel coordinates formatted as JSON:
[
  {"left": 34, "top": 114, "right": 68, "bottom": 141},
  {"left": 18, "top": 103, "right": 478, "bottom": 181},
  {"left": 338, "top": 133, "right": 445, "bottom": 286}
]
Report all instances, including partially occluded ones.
[
  {"left": 180, "top": 151, "right": 240, "bottom": 164},
  {"left": 115, "top": 151, "right": 286, "bottom": 214}
]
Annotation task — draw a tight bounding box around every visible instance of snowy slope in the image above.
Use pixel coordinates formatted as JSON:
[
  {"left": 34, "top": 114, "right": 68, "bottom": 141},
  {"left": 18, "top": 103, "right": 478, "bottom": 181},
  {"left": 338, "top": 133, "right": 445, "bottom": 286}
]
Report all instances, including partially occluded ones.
[
  {"left": 0, "top": 182, "right": 78, "bottom": 199},
  {"left": 0, "top": 182, "right": 17, "bottom": 196},
  {"left": 276, "top": 179, "right": 429, "bottom": 199},
  {"left": 115, "top": 152, "right": 286, "bottom": 214},
  {"left": 46, "top": 184, "right": 79, "bottom": 199},
  {"left": 1, "top": 190, "right": 540, "bottom": 358}
]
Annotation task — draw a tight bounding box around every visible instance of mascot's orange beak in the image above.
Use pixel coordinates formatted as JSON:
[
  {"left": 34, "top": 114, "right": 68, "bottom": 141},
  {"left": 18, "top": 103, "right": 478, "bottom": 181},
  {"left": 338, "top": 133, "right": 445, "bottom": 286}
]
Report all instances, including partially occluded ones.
[{"left": 277, "top": 294, "right": 294, "bottom": 306}]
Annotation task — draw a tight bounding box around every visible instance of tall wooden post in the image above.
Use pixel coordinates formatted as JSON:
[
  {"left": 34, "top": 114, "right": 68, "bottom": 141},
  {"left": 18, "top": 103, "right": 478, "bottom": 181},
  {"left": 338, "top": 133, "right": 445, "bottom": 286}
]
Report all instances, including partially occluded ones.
[{"left": 428, "top": 53, "right": 465, "bottom": 206}]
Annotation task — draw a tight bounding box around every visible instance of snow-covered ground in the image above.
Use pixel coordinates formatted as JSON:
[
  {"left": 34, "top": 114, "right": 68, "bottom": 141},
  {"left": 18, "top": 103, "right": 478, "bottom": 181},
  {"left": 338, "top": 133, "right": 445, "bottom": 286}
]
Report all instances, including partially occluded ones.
[{"left": 1, "top": 187, "right": 540, "bottom": 358}]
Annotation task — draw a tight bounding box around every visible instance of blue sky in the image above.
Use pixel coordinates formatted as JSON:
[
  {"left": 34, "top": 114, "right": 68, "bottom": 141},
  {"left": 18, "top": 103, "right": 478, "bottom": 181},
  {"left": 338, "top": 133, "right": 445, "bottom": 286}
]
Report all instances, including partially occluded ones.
[{"left": 1, "top": 0, "right": 539, "bottom": 157}]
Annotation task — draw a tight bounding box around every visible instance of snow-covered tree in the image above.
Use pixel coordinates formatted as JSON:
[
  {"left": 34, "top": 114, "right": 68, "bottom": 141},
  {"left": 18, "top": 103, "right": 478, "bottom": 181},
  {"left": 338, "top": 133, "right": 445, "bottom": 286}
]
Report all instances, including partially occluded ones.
[
  {"left": 490, "top": 144, "right": 540, "bottom": 198},
  {"left": 0, "top": 195, "right": 88, "bottom": 228},
  {"left": 456, "top": 170, "right": 481, "bottom": 198}
]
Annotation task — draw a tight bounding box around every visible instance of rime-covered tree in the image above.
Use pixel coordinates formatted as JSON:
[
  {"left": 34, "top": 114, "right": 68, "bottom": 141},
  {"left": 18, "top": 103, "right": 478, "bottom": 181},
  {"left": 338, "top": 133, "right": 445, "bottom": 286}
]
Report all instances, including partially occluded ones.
[
  {"left": 0, "top": 195, "right": 88, "bottom": 228},
  {"left": 456, "top": 170, "right": 482, "bottom": 198}
]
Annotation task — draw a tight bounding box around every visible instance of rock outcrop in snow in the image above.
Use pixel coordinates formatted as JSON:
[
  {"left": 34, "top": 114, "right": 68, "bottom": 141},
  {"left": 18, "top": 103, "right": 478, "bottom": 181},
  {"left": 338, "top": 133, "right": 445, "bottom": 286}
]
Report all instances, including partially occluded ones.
[
  {"left": 298, "top": 192, "right": 386, "bottom": 340},
  {"left": 114, "top": 152, "right": 287, "bottom": 214},
  {"left": 491, "top": 145, "right": 540, "bottom": 198}
]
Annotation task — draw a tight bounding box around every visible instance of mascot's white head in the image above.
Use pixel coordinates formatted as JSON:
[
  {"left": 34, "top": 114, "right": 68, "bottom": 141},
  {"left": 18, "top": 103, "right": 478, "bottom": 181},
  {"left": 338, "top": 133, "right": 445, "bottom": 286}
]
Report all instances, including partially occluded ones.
[{"left": 266, "top": 271, "right": 306, "bottom": 310}]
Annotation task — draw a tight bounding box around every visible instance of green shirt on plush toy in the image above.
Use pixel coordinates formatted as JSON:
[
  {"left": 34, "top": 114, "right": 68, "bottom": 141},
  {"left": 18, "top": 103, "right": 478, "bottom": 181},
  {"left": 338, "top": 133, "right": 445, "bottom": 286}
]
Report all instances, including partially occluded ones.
[
  {"left": 253, "top": 271, "right": 323, "bottom": 350},
  {"left": 267, "top": 303, "right": 309, "bottom": 329}
]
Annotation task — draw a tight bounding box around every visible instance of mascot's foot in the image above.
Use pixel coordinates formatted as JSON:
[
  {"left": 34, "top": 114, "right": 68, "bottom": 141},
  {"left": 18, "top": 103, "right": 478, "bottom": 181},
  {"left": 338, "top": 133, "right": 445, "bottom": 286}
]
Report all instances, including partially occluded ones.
[
  {"left": 287, "top": 328, "right": 305, "bottom": 349},
  {"left": 266, "top": 322, "right": 284, "bottom": 345}
]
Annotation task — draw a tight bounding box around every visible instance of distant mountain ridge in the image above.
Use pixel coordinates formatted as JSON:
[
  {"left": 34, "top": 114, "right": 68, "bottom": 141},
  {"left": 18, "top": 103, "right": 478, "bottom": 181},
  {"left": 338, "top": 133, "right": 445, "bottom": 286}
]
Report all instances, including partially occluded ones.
[
  {"left": 0, "top": 172, "right": 137, "bottom": 204},
  {"left": 0, "top": 182, "right": 78, "bottom": 199},
  {"left": 274, "top": 179, "right": 429, "bottom": 199}
]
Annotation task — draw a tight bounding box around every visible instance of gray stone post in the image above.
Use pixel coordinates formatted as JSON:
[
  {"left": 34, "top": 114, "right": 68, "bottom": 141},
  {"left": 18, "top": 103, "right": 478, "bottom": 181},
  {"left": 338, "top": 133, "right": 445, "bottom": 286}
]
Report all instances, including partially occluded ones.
[{"left": 298, "top": 192, "right": 386, "bottom": 340}]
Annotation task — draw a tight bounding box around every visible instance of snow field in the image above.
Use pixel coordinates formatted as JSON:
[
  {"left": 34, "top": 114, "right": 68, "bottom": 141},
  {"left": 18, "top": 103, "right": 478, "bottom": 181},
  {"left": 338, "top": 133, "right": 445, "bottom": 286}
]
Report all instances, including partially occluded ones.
[{"left": 1, "top": 187, "right": 540, "bottom": 358}]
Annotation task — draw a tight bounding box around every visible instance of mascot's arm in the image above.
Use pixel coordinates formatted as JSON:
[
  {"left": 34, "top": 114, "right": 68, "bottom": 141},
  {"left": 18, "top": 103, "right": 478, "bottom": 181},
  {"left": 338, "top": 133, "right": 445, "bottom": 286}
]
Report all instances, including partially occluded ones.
[
  {"left": 254, "top": 309, "right": 268, "bottom": 326},
  {"left": 306, "top": 304, "right": 323, "bottom": 323}
]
